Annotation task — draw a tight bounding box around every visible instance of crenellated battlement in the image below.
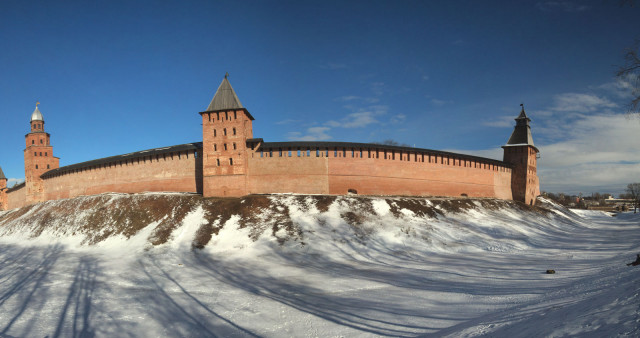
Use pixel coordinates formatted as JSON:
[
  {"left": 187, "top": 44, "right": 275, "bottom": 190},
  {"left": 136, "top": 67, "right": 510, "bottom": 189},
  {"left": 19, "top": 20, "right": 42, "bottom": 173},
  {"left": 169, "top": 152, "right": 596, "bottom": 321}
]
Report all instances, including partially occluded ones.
[{"left": 0, "top": 75, "right": 539, "bottom": 210}]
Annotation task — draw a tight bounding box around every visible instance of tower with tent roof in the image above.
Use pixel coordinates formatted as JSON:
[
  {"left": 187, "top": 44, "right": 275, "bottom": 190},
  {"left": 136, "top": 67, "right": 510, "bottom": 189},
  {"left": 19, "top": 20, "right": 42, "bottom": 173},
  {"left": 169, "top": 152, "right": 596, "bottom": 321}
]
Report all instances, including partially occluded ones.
[
  {"left": 503, "top": 105, "right": 540, "bottom": 205},
  {"left": 199, "top": 73, "right": 255, "bottom": 197}
]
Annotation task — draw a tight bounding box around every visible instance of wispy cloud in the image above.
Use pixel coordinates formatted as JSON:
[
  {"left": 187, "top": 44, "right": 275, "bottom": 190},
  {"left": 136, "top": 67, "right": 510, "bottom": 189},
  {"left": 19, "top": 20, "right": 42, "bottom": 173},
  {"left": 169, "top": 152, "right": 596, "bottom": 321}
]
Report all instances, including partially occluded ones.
[
  {"left": 318, "top": 63, "right": 347, "bottom": 70},
  {"left": 551, "top": 93, "right": 617, "bottom": 112},
  {"left": 536, "top": 113, "right": 640, "bottom": 194},
  {"left": 483, "top": 115, "right": 515, "bottom": 128},
  {"left": 335, "top": 96, "right": 380, "bottom": 104},
  {"left": 275, "top": 119, "right": 302, "bottom": 125},
  {"left": 390, "top": 114, "right": 406, "bottom": 124},
  {"left": 430, "top": 98, "right": 450, "bottom": 107},
  {"left": 287, "top": 127, "right": 332, "bottom": 141},
  {"left": 536, "top": 1, "right": 590, "bottom": 12},
  {"left": 371, "top": 82, "right": 385, "bottom": 96},
  {"left": 597, "top": 76, "right": 637, "bottom": 99},
  {"left": 453, "top": 113, "right": 640, "bottom": 195},
  {"left": 327, "top": 111, "right": 382, "bottom": 128},
  {"left": 7, "top": 178, "right": 24, "bottom": 188}
]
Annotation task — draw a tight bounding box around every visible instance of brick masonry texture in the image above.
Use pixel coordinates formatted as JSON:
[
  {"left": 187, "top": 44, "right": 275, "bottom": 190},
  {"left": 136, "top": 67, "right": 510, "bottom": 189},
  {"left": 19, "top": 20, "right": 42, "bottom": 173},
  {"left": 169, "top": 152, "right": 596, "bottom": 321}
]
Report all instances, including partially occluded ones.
[{"left": 0, "top": 78, "right": 539, "bottom": 210}]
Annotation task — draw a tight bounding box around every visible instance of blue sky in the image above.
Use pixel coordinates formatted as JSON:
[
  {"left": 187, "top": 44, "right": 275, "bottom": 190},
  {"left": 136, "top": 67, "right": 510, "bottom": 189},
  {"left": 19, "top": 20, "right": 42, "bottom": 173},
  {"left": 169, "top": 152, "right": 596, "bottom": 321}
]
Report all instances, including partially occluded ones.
[{"left": 1, "top": 0, "right": 638, "bottom": 195}]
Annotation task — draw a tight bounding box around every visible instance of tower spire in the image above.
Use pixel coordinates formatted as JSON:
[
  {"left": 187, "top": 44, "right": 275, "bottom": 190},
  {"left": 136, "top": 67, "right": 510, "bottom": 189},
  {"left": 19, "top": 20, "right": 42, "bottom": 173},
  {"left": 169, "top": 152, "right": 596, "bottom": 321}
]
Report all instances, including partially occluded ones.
[{"left": 206, "top": 74, "right": 243, "bottom": 111}]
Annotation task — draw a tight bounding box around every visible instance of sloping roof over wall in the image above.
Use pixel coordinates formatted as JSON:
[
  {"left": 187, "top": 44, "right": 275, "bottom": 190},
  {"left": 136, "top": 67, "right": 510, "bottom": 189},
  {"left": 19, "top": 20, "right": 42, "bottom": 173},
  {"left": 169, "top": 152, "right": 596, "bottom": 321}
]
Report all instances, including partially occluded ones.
[
  {"left": 41, "top": 142, "right": 203, "bottom": 178},
  {"left": 252, "top": 140, "right": 511, "bottom": 167},
  {"left": 6, "top": 182, "right": 25, "bottom": 193}
]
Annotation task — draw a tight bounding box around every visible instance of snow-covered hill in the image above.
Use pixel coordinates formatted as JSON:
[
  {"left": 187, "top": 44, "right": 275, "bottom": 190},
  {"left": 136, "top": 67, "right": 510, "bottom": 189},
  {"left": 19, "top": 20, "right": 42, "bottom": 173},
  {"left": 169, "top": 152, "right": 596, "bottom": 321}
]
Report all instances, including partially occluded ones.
[{"left": 0, "top": 193, "right": 638, "bottom": 337}]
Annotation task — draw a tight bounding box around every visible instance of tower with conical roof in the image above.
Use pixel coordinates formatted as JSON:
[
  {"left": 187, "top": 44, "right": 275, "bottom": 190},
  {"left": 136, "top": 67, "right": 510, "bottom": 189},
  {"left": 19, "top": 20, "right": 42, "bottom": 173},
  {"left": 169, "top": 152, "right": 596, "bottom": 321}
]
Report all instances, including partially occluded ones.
[
  {"left": 24, "top": 103, "right": 60, "bottom": 204},
  {"left": 200, "top": 74, "right": 255, "bottom": 197},
  {"left": 502, "top": 105, "right": 540, "bottom": 205}
]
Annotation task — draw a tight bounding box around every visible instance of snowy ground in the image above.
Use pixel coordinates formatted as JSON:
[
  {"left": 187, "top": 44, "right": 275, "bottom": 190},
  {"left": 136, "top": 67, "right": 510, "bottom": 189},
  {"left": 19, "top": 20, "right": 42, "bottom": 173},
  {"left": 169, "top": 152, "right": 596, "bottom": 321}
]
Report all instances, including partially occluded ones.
[{"left": 0, "top": 195, "right": 638, "bottom": 337}]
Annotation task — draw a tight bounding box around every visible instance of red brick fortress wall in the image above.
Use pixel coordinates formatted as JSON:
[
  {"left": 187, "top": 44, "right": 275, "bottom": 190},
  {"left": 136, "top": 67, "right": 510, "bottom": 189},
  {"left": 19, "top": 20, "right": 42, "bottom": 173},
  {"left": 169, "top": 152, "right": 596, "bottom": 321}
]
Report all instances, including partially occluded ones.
[
  {"left": 41, "top": 149, "right": 201, "bottom": 201},
  {"left": 6, "top": 184, "right": 27, "bottom": 210},
  {"left": 246, "top": 144, "right": 513, "bottom": 199}
]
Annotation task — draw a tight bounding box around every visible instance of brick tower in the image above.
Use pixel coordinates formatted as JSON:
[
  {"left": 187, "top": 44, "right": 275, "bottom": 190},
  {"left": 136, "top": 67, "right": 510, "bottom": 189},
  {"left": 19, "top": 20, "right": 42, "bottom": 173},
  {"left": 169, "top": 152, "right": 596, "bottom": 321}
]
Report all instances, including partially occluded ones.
[
  {"left": 200, "top": 74, "right": 254, "bottom": 197},
  {"left": 24, "top": 103, "right": 60, "bottom": 204},
  {"left": 0, "top": 166, "right": 7, "bottom": 210},
  {"left": 503, "top": 105, "right": 540, "bottom": 205}
]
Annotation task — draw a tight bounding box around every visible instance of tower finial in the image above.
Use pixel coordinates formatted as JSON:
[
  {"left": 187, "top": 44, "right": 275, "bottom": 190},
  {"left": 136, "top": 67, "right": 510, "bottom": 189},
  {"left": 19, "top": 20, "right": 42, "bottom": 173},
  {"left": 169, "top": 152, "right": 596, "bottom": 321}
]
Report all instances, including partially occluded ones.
[
  {"left": 520, "top": 102, "right": 524, "bottom": 111},
  {"left": 225, "top": 72, "right": 229, "bottom": 79},
  {"left": 36, "top": 101, "right": 40, "bottom": 108}
]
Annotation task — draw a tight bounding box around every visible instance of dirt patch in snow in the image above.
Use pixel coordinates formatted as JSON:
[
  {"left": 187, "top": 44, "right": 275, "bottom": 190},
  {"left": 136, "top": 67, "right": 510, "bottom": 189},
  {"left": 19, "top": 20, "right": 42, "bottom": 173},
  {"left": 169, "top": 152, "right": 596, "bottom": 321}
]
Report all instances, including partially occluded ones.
[{"left": 0, "top": 193, "right": 556, "bottom": 248}]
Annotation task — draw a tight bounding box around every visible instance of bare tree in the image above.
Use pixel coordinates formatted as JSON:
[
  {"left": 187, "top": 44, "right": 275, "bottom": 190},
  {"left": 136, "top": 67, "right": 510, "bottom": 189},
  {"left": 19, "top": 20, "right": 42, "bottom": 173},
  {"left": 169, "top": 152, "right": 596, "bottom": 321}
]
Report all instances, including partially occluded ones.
[
  {"left": 375, "top": 139, "right": 411, "bottom": 147},
  {"left": 617, "top": 41, "right": 640, "bottom": 116},
  {"left": 626, "top": 183, "right": 640, "bottom": 213}
]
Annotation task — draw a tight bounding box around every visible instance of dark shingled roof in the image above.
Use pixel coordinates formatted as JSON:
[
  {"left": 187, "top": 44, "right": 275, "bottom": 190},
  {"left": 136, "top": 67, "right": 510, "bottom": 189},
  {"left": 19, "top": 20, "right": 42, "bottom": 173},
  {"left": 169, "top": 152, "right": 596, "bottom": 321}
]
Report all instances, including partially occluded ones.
[
  {"left": 200, "top": 75, "right": 255, "bottom": 120},
  {"left": 0, "top": 166, "right": 6, "bottom": 180},
  {"left": 505, "top": 107, "right": 537, "bottom": 151},
  {"left": 206, "top": 75, "right": 243, "bottom": 111},
  {"left": 252, "top": 140, "right": 511, "bottom": 167},
  {"left": 41, "top": 142, "right": 203, "bottom": 178}
]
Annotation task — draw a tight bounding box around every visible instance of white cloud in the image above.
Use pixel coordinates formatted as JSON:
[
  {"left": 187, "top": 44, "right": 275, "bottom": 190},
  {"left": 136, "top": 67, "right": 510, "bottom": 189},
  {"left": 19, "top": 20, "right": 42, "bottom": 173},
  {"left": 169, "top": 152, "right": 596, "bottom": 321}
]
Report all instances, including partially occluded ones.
[
  {"left": 483, "top": 116, "right": 515, "bottom": 128},
  {"left": 7, "top": 178, "right": 24, "bottom": 188},
  {"left": 451, "top": 113, "right": 640, "bottom": 195},
  {"left": 551, "top": 93, "right": 617, "bottom": 112},
  {"left": 431, "top": 98, "right": 448, "bottom": 106},
  {"left": 287, "top": 127, "right": 332, "bottom": 141},
  {"left": 327, "top": 111, "right": 381, "bottom": 128},
  {"left": 275, "top": 119, "right": 301, "bottom": 125},
  {"left": 597, "top": 76, "right": 637, "bottom": 99},
  {"left": 390, "top": 114, "right": 406, "bottom": 124}
]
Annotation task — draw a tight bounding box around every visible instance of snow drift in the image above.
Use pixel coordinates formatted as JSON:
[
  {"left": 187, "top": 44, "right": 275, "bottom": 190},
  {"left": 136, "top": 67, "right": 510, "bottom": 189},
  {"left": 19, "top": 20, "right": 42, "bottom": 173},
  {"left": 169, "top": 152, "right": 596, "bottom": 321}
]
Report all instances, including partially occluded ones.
[{"left": 0, "top": 193, "right": 638, "bottom": 337}]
